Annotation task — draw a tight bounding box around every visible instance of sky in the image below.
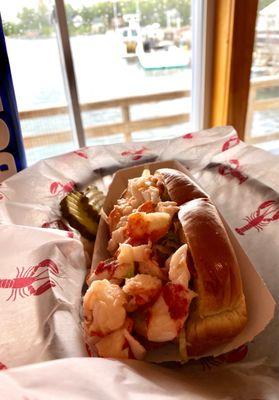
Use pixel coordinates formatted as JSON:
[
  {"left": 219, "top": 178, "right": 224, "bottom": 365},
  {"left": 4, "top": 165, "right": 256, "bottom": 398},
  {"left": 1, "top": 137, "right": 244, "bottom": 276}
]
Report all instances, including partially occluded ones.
[
  {"left": 0, "top": 0, "right": 112, "bottom": 22},
  {"left": 1, "top": 0, "right": 51, "bottom": 21}
]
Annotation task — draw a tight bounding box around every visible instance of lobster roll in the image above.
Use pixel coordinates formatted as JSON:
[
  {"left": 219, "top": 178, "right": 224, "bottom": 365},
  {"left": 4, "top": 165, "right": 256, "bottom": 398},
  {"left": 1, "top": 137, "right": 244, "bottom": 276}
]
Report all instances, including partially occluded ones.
[
  {"left": 83, "top": 168, "right": 247, "bottom": 361},
  {"left": 178, "top": 198, "right": 247, "bottom": 356}
]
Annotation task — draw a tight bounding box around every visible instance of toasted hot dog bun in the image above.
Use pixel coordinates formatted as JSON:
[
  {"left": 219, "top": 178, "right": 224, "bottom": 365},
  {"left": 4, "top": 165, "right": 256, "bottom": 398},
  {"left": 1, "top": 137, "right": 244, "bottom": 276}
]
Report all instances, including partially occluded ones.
[
  {"left": 156, "top": 168, "right": 208, "bottom": 205},
  {"left": 156, "top": 168, "right": 247, "bottom": 356},
  {"left": 179, "top": 198, "right": 247, "bottom": 355}
]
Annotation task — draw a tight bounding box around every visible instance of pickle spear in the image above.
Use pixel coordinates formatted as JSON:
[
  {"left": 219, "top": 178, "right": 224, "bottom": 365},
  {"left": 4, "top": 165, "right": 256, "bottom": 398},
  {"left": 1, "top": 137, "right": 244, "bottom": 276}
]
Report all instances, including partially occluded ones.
[
  {"left": 82, "top": 185, "right": 106, "bottom": 220},
  {"left": 60, "top": 187, "right": 104, "bottom": 240}
]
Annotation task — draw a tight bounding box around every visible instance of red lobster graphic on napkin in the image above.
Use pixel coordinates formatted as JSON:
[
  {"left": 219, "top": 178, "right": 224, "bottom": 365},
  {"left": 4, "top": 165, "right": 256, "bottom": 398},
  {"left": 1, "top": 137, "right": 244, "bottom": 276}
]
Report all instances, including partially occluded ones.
[
  {"left": 218, "top": 159, "right": 248, "bottom": 184},
  {"left": 0, "top": 183, "right": 8, "bottom": 200},
  {"left": 200, "top": 344, "right": 248, "bottom": 370},
  {"left": 121, "top": 146, "right": 149, "bottom": 161},
  {"left": 222, "top": 135, "right": 240, "bottom": 152},
  {"left": 183, "top": 133, "right": 193, "bottom": 139},
  {"left": 0, "top": 259, "right": 60, "bottom": 301},
  {"left": 0, "top": 362, "right": 7, "bottom": 370},
  {"left": 50, "top": 180, "right": 75, "bottom": 196},
  {"left": 73, "top": 147, "right": 89, "bottom": 159},
  {"left": 235, "top": 200, "right": 279, "bottom": 235},
  {"left": 42, "top": 219, "right": 70, "bottom": 231},
  {"left": 42, "top": 220, "right": 74, "bottom": 238}
]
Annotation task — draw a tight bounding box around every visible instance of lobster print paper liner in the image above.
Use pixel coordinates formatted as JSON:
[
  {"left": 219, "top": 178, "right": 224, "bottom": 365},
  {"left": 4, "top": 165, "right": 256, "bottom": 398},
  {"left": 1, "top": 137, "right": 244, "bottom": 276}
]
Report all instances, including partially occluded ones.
[
  {"left": 91, "top": 160, "right": 275, "bottom": 362},
  {"left": 0, "top": 225, "right": 87, "bottom": 368},
  {"left": 0, "top": 125, "right": 278, "bottom": 399}
]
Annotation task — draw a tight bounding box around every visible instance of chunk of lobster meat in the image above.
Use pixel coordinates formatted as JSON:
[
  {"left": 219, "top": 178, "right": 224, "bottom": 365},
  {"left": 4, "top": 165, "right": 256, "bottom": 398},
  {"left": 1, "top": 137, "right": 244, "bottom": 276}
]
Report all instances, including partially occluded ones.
[
  {"left": 113, "top": 171, "right": 162, "bottom": 216},
  {"left": 111, "top": 214, "right": 129, "bottom": 232},
  {"left": 95, "top": 329, "right": 129, "bottom": 359},
  {"left": 117, "top": 243, "right": 151, "bottom": 264},
  {"left": 90, "top": 259, "right": 134, "bottom": 283},
  {"left": 147, "top": 283, "right": 194, "bottom": 342},
  {"left": 107, "top": 226, "right": 127, "bottom": 253},
  {"left": 156, "top": 201, "right": 179, "bottom": 219},
  {"left": 117, "top": 198, "right": 133, "bottom": 216},
  {"left": 95, "top": 327, "right": 146, "bottom": 360},
  {"left": 126, "top": 212, "right": 171, "bottom": 243},
  {"left": 138, "top": 258, "right": 166, "bottom": 280},
  {"left": 83, "top": 279, "right": 127, "bottom": 337},
  {"left": 168, "top": 244, "right": 191, "bottom": 288},
  {"left": 123, "top": 274, "right": 162, "bottom": 312},
  {"left": 146, "top": 295, "right": 178, "bottom": 342},
  {"left": 141, "top": 186, "right": 161, "bottom": 205},
  {"left": 108, "top": 207, "right": 122, "bottom": 233},
  {"left": 127, "top": 179, "right": 148, "bottom": 209},
  {"left": 162, "top": 283, "right": 194, "bottom": 320},
  {"left": 137, "top": 201, "right": 156, "bottom": 213},
  {"left": 124, "top": 330, "right": 146, "bottom": 360},
  {"left": 127, "top": 172, "right": 160, "bottom": 204}
]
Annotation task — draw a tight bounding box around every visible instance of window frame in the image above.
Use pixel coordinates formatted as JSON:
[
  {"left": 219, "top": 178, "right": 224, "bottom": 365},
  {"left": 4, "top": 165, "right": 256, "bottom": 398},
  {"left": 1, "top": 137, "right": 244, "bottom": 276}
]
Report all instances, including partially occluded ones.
[
  {"left": 209, "top": 0, "right": 259, "bottom": 140},
  {"left": 191, "top": 0, "right": 216, "bottom": 131},
  {"left": 54, "top": 0, "right": 85, "bottom": 148},
  {"left": 55, "top": 0, "right": 215, "bottom": 146}
]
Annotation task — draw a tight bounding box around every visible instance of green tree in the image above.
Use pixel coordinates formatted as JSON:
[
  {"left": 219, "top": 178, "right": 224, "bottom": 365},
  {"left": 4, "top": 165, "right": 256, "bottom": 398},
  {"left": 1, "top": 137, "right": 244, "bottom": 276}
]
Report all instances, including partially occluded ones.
[
  {"left": 259, "top": 0, "right": 275, "bottom": 10},
  {"left": 65, "top": 3, "right": 78, "bottom": 35},
  {"left": 135, "top": 0, "right": 191, "bottom": 28},
  {"left": 17, "top": 7, "right": 40, "bottom": 32},
  {"left": 3, "top": 21, "right": 20, "bottom": 37},
  {"left": 15, "top": 4, "right": 53, "bottom": 37},
  {"left": 4, "top": 0, "right": 192, "bottom": 37},
  {"left": 38, "top": 2, "right": 53, "bottom": 36}
]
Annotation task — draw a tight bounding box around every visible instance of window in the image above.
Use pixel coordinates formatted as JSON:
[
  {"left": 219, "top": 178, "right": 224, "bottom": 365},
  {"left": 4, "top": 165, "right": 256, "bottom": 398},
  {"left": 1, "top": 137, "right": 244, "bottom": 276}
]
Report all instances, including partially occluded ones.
[
  {"left": 245, "top": 0, "right": 279, "bottom": 154},
  {"left": 1, "top": 0, "right": 76, "bottom": 165},
  {"left": 1, "top": 0, "right": 203, "bottom": 165},
  {"left": 67, "top": 0, "right": 192, "bottom": 146}
]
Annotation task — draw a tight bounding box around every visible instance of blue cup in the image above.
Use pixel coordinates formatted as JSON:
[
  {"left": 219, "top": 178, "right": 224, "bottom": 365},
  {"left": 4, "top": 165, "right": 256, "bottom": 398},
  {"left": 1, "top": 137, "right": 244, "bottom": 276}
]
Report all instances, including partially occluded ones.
[{"left": 0, "top": 14, "right": 27, "bottom": 182}]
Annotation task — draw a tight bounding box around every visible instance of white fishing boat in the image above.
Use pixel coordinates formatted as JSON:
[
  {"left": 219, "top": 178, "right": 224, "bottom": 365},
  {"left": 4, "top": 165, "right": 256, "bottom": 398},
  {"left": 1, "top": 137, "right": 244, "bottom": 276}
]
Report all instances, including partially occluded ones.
[{"left": 137, "top": 43, "right": 190, "bottom": 70}]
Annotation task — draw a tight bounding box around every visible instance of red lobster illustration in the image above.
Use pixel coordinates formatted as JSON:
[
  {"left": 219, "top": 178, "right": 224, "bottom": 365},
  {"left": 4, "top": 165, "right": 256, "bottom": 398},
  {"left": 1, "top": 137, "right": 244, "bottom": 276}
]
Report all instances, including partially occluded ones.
[
  {"left": 50, "top": 180, "right": 75, "bottom": 196},
  {"left": 182, "top": 133, "right": 193, "bottom": 139},
  {"left": 0, "top": 362, "right": 7, "bottom": 370},
  {"left": 200, "top": 344, "right": 248, "bottom": 370},
  {"left": 222, "top": 135, "right": 240, "bottom": 152},
  {"left": 218, "top": 159, "right": 248, "bottom": 184},
  {"left": 0, "top": 183, "right": 8, "bottom": 200},
  {"left": 42, "top": 219, "right": 70, "bottom": 231},
  {"left": 0, "top": 259, "right": 60, "bottom": 302},
  {"left": 235, "top": 200, "right": 279, "bottom": 235},
  {"left": 42, "top": 220, "right": 74, "bottom": 238},
  {"left": 217, "top": 344, "right": 248, "bottom": 363},
  {"left": 121, "top": 146, "right": 149, "bottom": 161},
  {"left": 74, "top": 147, "right": 89, "bottom": 159}
]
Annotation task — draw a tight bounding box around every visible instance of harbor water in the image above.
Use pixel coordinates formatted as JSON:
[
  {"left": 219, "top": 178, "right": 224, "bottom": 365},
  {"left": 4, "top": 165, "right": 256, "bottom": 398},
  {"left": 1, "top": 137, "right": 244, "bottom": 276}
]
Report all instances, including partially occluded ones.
[{"left": 6, "top": 33, "right": 279, "bottom": 164}]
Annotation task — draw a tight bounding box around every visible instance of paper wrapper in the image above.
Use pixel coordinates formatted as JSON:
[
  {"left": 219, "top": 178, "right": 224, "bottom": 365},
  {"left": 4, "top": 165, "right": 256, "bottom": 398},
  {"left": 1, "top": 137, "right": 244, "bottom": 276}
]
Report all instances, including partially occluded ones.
[
  {"left": 0, "top": 126, "right": 279, "bottom": 398},
  {"left": 91, "top": 160, "right": 275, "bottom": 362},
  {"left": 0, "top": 225, "right": 88, "bottom": 368}
]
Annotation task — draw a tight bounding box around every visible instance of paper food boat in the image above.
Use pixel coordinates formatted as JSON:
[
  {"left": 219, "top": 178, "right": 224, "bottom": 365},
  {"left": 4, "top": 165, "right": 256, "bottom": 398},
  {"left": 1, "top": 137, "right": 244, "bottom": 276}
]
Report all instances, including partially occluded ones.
[{"left": 91, "top": 160, "right": 276, "bottom": 362}]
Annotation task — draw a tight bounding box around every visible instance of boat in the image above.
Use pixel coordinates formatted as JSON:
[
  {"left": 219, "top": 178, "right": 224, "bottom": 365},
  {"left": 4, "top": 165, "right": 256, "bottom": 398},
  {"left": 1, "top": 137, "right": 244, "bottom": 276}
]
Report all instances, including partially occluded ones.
[
  {"left": 118, "top": 15, "right": 142, "bottom": 59},
  {"left": 137, "top": 42, "right": 190, "bottom": 70}
]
